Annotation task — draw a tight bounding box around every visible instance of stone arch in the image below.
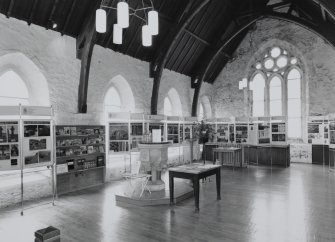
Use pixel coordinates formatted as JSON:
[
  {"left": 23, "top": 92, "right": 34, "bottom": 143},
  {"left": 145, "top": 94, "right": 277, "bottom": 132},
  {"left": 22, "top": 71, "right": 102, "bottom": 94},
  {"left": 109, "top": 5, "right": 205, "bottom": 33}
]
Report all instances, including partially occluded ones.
[
  {"left": 198, "top": 95, "right": 212, "bottom": 119},
  {"left": 164, "top": 88, "right": 183, "bottom": 116},
  {"left": 103, "top": 74, "right": 135, "bottom": 113},
  {"left": 0, "top": 52, "right": 50, "bottom": 106}
]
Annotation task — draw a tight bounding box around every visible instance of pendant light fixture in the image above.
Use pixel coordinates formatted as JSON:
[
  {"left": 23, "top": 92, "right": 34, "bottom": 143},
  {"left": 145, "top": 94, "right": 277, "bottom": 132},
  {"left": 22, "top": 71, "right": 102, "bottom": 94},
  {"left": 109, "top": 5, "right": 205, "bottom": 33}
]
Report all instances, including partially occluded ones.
[
  {"left": 113, "top": 24, "right": 123, "bottom": 44},
  {"left": 148, "top": 10, "right": 158, "bottom": 35},
  {"left": 142, "top": 25, "right": 152, "bottom": 47},
  {"left": 117, "top": 2, "right": 129, "bottom": 28},
  {"left": 96, "top": 0, "right": 159, "bottom": 47},
  {"left": 96, "top": 9, "right": 107, "bottom": 33}
]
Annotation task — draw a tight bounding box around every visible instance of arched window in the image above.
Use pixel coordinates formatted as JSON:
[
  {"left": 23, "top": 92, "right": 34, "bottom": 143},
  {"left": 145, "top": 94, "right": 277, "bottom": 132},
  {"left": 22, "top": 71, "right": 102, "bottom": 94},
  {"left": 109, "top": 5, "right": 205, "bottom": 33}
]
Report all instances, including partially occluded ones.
[
  {"left": 251, "top": 73, "right": 265, "bottom": 117},
  {"left": 162, "top": 88, "right": 182, "bottom": 116},
  {"left": 104, "top": 87, "right": 122, "bottom": 113},
  {"left": 163, "top": 97, "right": 172, "bottom": 116},
  {"left": 287, "top": 68, "right": 302, "bottom": 138},
  {"left": 269, "top": 76, "right": 282, "bottom": 116},
  {"left": 198, "top": 103, "right": 204, "bottom": 120},
  {"left": 0, "top": 70, "right": 29, "bottom": 105},
  {"left": 248, "top": 46, "right": 304, "bottom": 139}
]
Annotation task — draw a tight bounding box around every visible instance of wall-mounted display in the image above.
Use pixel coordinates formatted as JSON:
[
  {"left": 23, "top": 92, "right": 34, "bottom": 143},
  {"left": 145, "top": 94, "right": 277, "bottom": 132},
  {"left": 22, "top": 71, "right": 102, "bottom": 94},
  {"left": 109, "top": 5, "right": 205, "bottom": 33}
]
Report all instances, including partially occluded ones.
[
  {"left": 167, "top": 124, "right": 179, "bottom": 144},
  {"left": 217, "top": 124, "right": 229, "bottom": 143},
  {"left": 330, "top": 121, "right": 335, "bottom": 146},
  {"left": 109, "top": 123, "right": 129, "bottom": 152},
  {"left": 258, "top": 123, "right": 270, "bottom": 144},
  {"left": 56, "top": 125, "right": 105, "bottom": 173},
  {"left": 271, "top": 122, "right": 286, "bottom": 142},
  {"left": 235, "top": 124, "right": 248, "bottom": 143},
  {"left": 0, "top": 121, "right": 21, "bottom": 170},
  {"left": 23, "top": 121, "right": 52, "bottom": 168},
  {"left": 307, "top": 117, "right": 328, "bottom": 144}
]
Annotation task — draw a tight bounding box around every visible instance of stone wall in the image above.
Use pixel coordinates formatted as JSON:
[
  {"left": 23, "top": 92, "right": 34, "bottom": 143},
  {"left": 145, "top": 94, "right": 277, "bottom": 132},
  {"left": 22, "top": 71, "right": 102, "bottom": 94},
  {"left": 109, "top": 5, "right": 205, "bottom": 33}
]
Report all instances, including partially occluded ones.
[
  {"left": 0, "top": 15, "right": 192, "bottom": 208},
  {"left": 202, "top": 18, "right": 335, "bottom": 118},
  {"left": 0, "top": 15, "right": 193, "bottom": 125}
]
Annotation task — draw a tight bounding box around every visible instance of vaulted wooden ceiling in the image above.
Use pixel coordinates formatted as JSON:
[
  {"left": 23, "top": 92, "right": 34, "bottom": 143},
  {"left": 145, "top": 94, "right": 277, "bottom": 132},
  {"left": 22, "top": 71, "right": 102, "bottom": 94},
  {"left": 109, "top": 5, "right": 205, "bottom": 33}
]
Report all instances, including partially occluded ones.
[{"left": 1, "top": 0, "right": 335, "bottom": 115}]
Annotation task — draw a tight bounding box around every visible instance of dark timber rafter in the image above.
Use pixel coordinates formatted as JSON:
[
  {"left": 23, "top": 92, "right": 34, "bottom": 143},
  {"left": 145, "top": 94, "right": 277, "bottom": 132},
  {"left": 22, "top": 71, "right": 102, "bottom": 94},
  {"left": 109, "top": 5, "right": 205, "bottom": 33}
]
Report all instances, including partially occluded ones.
[
  {"left": 28, "top": 0, "right": 38, "bottom": 25},
  {"left": 47, "top": 0, "right": 59, "bottom": 29},
  {"left": 61, "top": 0, "right": 77, "bottom": 35},
  {"left": 76, "top": 0, "right": 103, "bottom": 113},
  {"left": 190, "top": 0, "right": 251, "bottom": 116},
  {"left": 191, "top": 1, "right": 335, "bottom": 117},
  {"left": 149, "top": 0, "right": 212, "bottom": 115},
  {"left": 6, "top": 0, "right": 14, "bottom": 18}
]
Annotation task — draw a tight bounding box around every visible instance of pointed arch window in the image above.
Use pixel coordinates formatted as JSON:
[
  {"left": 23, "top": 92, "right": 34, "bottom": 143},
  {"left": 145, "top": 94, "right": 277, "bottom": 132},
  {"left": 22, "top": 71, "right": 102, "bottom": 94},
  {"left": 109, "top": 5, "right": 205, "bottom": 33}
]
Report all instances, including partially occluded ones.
[
  {"left": 164, "top": 97, "right": 173, "bottom": 116},
  {"left": 0, "top": 70, "right": 29, "bottom": 105},
  {"left": 269, "top": 76, "right": 282, "bottom": 116},
  {"left": 104, "top": 86, "right": 122, "bottom": 113},
  {"left": 251, "top": 73, "right": 265, "bottom": 117},
  {"left": 287, "top": 68, "right": 302, "bottom": 138},
  {"left": 249, "top": 46, "right": 304, "bottom": 140}
]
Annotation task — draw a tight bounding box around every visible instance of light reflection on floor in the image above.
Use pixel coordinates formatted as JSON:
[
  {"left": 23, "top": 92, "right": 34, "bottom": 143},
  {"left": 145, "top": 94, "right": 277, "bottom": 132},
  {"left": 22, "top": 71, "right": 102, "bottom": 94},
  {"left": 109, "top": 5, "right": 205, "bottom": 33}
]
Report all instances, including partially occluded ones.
[{"left": 0, "top": 164, "right": 334, "bottom": 242}]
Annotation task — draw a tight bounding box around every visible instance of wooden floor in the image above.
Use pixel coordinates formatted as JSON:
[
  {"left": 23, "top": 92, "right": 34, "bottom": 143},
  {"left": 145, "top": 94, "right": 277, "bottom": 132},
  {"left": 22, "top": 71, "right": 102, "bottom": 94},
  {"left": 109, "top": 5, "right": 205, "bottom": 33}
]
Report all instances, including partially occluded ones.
[{"left": 0, "top": 164, "right": 334, "bottom": 242}]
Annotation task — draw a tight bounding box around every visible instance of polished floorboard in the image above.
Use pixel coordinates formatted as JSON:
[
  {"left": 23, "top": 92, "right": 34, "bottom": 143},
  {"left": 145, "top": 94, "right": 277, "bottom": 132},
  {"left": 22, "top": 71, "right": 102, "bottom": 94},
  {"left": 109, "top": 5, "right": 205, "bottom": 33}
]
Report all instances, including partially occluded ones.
[{"left": 0, "top": 164, "right": 334, "bottom": 242}]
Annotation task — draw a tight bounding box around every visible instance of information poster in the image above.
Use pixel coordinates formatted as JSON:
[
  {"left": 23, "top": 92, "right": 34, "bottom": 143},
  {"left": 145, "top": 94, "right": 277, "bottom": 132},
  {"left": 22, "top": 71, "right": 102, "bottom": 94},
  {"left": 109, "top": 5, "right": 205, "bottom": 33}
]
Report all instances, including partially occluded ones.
[
  {"left": 23, "top": 121, "right": 52, "bottom": 168},
  {"left": 0, "top": 121, "right": 20, "bottom": 171}
]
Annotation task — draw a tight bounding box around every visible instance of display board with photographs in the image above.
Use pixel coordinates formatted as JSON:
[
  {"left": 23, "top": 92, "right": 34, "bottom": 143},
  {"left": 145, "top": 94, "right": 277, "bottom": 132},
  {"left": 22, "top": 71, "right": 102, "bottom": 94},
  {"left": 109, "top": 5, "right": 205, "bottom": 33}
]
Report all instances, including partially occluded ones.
[
  {"left": 258, "top": 123, "right": 270, "bottom": 144},
  {"left": 307, "top": 118, "right": 327, "bottom": 144},
  {"left": 235, "top": 124, "right": 248, "bottom": 143},
  {"left": 167, "top": 124, "right": 179, "bottom": 144},
  {"left": 217, "top": 124, "right": 229, "bottom": 143},
  {"left": 329, "top": 121, "right": 335, "bottom": 147},
  {"left": 0, "top": 121, "right": 21, "bottom": 171},
  {"left": 271, "top": 122, "right": 286, "bottom": 142},
  {"left": 23, "top": 121, "right": 52, "bottom": 168},
  {"left": 56, "top": 125, "right": 105, "bottom": 174}
]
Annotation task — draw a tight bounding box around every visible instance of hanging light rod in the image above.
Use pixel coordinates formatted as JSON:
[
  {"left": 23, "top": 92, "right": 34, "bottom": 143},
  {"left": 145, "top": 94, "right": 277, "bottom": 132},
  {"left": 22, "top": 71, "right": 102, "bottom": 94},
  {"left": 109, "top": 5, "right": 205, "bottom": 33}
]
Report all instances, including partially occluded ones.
[
  {"left": 96, "top": 0, "right": 159, "bottom": 47},
  {"left": 100, "top": 5, "right": 153, "bottom": 22}
]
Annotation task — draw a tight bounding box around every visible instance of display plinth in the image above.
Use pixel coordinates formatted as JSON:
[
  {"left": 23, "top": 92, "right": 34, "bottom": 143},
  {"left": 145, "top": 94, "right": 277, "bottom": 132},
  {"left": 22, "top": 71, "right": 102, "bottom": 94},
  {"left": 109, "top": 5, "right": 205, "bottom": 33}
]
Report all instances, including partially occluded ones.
[{"left": 138, "top": 142, "right": 170, "bottom": 191}]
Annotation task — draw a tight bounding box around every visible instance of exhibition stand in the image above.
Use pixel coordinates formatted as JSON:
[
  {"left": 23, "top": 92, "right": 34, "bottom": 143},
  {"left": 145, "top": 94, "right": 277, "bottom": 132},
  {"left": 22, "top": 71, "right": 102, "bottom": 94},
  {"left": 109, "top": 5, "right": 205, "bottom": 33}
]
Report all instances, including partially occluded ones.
[{"left": 0, "top": 105, "right": 55, "bottom": 215}]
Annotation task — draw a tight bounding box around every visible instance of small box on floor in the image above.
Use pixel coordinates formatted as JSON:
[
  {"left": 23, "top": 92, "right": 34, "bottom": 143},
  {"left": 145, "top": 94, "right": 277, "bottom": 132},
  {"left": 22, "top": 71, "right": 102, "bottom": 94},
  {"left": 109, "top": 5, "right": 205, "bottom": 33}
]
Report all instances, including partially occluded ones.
[{"left": 35, "top": 226, "right": 60, "bottom": 242}]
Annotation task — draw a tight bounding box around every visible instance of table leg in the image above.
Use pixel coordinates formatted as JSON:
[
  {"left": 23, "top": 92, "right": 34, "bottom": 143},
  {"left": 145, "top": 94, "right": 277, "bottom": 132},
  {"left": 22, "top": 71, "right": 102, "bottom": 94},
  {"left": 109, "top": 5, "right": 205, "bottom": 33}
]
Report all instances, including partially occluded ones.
[
  {"left": 193, "top": 178, "right": 200, "bottom": 211},
  {"left": 169, "top": 173, "right": 174, "bottom": 205},
  {"left": 216, "top": 168, "right": 221, "bottom": 200}
]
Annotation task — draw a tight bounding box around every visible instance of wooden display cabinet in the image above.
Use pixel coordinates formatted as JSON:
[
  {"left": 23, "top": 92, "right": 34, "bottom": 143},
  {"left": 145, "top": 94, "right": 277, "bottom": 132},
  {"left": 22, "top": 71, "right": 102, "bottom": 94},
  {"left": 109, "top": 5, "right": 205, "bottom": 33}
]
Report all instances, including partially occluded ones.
[{"left": 55, "top": 125, "right": 106, "bottom": 195}]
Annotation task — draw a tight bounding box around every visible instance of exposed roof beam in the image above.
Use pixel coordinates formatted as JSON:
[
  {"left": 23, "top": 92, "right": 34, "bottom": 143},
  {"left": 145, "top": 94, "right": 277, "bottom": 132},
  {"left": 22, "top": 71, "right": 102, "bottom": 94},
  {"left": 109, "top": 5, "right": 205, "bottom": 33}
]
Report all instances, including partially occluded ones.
[
  {"left": 6, "top": 0, "right": 14, "bottom": 18},
  {"left": 61, "top": 0, "right": 77, "bottom": 35},
  {"left": 76, "top": 0, "right": 103, "bottom": 113},
  {"left": 28, "top": 0, "right": 38, "bottom": 25},
  {"left": 149, "top": 0, "right": 212, "bottom": 115},
  {"left": 184, "top": 28, "right": 210, "bottom": 46},
  {"left": 47, "top": 0, "right": 59, "bottom": 29},
  {"left": 200, "top": 8, "right": 335, "bottom": 86},
  {"left": 190, "top": 0, "right": 247, "bottom": 116}
]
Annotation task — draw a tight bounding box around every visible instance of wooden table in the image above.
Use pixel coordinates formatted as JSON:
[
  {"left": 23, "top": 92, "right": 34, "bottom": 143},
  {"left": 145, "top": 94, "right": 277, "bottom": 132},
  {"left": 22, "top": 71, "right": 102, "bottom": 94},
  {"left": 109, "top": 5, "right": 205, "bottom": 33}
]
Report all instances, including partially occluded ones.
[
  {"left": 213, "top": 147, "right": 242, "bottom": 167},
  {"left": 169, "top": 163, "right": 221, "bottom": 211}
]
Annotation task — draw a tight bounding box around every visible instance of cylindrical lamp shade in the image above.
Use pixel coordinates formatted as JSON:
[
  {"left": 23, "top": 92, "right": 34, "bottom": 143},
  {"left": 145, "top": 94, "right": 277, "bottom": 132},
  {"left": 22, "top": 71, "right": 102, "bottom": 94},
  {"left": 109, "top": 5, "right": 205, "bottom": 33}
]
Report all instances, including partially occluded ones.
[
  {"left": 96, "top": 9, "right": 106, "bottom": 33},
  {"left": 148, "top": 10, "right": 159, "bottom": 35},
  {"left": 117, "top": 2, "right": 129, "bottom": 28},
  {"left": 113, "top": 24, "right": 123, "bottom": 44},
  {"left": 142, "top": 25, "right": 152, "bottom": 47}
]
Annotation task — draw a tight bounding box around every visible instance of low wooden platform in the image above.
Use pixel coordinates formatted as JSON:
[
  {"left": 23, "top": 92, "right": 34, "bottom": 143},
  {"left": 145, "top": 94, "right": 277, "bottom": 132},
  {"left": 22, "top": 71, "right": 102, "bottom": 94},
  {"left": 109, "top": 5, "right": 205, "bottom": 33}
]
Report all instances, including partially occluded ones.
[{"left": 115, "top": 179, "right": 193, "bottom": 206}]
